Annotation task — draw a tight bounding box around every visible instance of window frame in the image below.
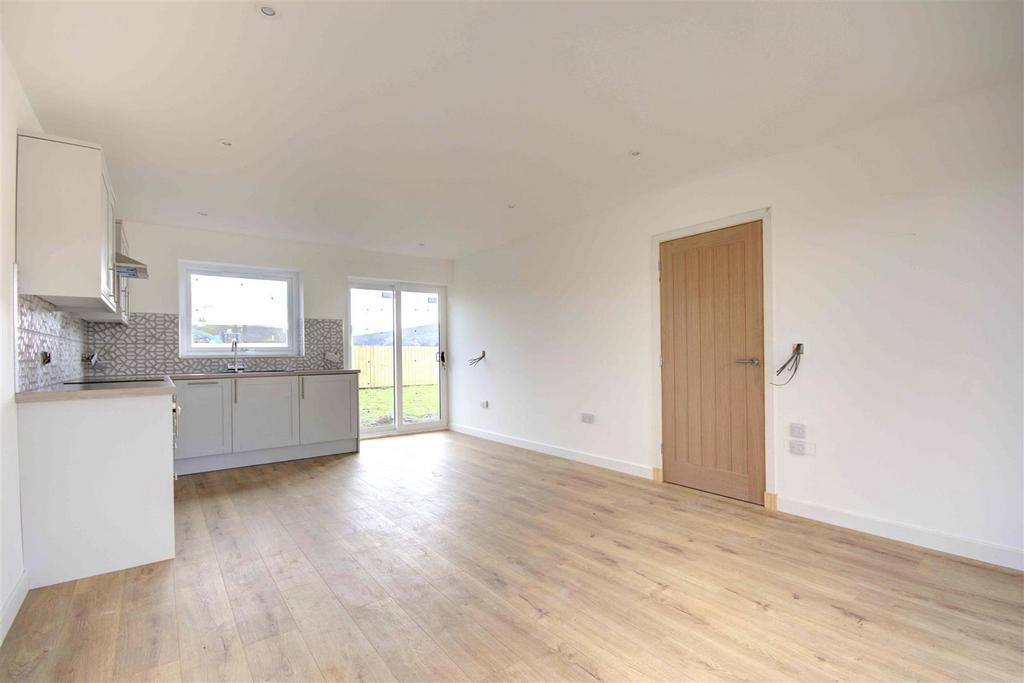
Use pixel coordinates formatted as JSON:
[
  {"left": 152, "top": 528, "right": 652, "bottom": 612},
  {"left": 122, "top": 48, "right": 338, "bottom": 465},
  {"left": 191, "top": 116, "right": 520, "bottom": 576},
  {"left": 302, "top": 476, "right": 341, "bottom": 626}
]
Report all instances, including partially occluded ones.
[{"left": 178, "top": 259, "right": 304, "bottom": 359}]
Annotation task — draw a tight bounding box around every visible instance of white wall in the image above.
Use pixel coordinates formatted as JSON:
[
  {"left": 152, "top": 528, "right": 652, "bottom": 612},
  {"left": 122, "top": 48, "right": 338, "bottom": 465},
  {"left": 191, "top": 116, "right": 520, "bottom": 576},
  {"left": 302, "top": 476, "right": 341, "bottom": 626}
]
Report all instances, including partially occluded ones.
[
  {"left": 124, "top": 221, "right": 453, "bottom": 318},
  {"left": 0, "top": 32, "right": 40, "bottom": 638},
  {"left": 449, "top": 79, "right": 1024, "bottom": 569}
]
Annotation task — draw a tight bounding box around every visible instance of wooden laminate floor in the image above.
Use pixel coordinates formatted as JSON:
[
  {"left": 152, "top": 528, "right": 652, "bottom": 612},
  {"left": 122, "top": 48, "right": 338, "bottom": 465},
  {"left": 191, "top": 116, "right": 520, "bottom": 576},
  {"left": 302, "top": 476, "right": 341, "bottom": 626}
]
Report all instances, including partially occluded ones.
[{"left": 1, "top": 431, "right": 1021, "bottom": 682}]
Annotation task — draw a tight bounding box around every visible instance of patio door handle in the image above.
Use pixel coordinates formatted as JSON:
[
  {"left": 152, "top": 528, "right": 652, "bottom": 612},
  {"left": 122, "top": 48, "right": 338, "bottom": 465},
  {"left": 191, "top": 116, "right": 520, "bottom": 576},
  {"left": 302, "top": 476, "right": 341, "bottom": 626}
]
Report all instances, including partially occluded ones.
[
  {"left": 437, "top": 351, "right": 446, "bottom": 370},
  {"left": 735, "top": 358, "right": 760, "bottom": 366}
]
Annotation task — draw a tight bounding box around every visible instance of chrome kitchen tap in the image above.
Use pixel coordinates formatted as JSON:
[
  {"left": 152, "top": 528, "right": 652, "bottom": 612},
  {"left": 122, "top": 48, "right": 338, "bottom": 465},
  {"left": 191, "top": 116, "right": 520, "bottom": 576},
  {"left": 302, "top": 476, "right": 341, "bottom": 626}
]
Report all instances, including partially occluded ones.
[{"left": 227, "top": 339, "right": 245, "bottom": 372}]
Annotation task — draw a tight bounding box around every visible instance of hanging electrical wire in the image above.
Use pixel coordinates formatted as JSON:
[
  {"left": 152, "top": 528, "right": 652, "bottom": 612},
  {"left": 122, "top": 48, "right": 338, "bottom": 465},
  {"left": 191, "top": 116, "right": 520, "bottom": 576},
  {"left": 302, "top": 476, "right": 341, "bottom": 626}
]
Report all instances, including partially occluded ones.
[
  {"left": 771, "top": 344, "right": 804, "bottom": 386},
  {"left": 468, "top": 350, "right": 486, "bottom": 366}
]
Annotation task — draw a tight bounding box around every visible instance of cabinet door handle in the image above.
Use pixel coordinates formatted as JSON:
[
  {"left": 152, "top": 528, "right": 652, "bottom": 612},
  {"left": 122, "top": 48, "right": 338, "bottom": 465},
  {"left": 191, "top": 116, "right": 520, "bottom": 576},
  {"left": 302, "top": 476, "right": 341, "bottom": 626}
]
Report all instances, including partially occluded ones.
[
  {"left": 233, "top": 379, "right": 238, "bottom": 403},
  {"left": 187, "top": 380, "right": 218, "bottom": 386},
  {"left": 300, "top": 376, "right": 305, "bottom": 399},
  {"left": 171, "top": 402, "right": 181, "bottom": 451}
]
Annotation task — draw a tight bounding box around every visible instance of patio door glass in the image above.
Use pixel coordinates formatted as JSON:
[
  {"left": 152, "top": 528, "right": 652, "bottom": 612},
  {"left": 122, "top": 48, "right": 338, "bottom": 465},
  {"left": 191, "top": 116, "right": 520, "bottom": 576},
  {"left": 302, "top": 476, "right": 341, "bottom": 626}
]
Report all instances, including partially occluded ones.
[
  {"left": 399, "top": 289, "right": 443, "bottom": 426},
  {"left": 350, "top": 282, "right": 446, "bottom": 433},
  {"left": 350, "top": 285, "right": 396, "bottom": 432}
]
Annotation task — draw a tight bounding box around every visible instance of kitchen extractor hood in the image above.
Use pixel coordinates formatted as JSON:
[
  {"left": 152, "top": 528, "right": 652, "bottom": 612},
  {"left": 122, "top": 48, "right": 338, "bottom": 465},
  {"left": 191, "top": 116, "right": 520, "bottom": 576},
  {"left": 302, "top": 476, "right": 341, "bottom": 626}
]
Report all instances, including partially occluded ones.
[{"left": 115, "top": 253, "right": 149, "bottom": 279}]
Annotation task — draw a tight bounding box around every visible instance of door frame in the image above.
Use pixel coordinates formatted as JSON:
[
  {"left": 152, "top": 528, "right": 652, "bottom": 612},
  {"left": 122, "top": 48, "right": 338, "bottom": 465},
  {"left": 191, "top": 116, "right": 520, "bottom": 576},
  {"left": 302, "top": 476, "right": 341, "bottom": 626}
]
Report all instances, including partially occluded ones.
[
  {"left": 650, "top": 208, "right": 776, "bottom": 501},
  {"left": 346, "top": 278, "right": 449, "bottom": 437}
]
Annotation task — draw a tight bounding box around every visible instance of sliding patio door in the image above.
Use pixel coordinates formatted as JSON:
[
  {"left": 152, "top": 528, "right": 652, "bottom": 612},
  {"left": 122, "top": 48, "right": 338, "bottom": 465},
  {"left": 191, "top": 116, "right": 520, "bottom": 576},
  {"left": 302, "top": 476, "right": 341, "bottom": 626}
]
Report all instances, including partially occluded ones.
[{"left": 349, "top": 282, "right": 447, "bottom": 434}]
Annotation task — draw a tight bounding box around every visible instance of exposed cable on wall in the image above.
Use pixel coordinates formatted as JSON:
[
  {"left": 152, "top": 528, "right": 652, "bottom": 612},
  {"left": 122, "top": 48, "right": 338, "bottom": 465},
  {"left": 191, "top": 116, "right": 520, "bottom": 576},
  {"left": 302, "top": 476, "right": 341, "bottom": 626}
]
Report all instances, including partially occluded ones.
[
  {"left": 771, "top": 343, "right": 804, "bottom": 386},
  {"left": 468, "top": 351, "right": 486, "bottom": 366}
]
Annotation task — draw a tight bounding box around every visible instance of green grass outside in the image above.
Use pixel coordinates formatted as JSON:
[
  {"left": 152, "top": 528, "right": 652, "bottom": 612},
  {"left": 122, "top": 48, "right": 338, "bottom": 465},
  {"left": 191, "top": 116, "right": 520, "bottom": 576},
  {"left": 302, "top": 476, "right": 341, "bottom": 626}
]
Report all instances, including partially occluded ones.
[{"left": 360, "top": 384, "right": 440, "bottom": 427}]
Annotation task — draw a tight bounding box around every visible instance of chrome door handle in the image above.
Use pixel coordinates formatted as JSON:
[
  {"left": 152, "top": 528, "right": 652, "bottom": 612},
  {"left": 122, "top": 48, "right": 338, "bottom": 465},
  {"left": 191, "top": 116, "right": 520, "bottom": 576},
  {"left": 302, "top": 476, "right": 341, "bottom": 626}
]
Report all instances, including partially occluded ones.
[{"left": 735, "top": 358, "right": 760, "bottom": 366}]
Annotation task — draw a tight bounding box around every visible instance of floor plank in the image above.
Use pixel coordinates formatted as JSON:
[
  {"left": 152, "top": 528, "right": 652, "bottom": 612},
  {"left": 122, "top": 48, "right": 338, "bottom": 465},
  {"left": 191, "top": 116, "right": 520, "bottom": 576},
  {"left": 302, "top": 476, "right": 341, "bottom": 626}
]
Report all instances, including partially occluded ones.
[
  {"left": 349, "top": 597, "right": 471, "bottom": 682},
  {"left": 1, "top": 431, "right": 1021, "bottom": 682}
]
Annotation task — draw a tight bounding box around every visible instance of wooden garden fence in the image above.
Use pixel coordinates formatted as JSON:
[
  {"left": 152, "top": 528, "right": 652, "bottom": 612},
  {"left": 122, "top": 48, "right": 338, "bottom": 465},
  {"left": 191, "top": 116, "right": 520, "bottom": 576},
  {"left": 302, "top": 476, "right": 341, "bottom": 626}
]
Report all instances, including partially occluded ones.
[{"left": 352, "top": 345, "right": 439, "bottom": 388}]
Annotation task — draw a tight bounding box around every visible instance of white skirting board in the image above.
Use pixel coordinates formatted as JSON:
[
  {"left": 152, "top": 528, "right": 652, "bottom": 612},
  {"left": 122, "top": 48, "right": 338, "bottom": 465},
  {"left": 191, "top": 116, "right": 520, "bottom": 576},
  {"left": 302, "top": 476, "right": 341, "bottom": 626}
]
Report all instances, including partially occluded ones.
[
  {"left": 777, "top": 496, "right": 1024, "bottom": 571},
  {"left": 0, "top": 572, "right": 29, "bottom": 645},
  {"left": 174, "top": 438, "right": 359, "bottom": 475},
  {"left": 449, "top": 424, "right": 653, "bottom": 479},
  {"left": 449, "top": 425, "right": 1022, "bottom": 571}
]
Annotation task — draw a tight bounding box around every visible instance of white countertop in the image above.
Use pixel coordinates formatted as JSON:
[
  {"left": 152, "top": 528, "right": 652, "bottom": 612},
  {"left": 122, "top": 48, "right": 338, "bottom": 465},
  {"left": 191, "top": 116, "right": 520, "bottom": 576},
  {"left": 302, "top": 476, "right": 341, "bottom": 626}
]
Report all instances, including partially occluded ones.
[
  {"left": 16, "top": 376, "right": 177, "bottom": 404},
  {"left": 16, "top": 368, "right": 361, "bottom": 403},
  {"left": 170, "top": 369, "right": 359, "bottom": 380}
]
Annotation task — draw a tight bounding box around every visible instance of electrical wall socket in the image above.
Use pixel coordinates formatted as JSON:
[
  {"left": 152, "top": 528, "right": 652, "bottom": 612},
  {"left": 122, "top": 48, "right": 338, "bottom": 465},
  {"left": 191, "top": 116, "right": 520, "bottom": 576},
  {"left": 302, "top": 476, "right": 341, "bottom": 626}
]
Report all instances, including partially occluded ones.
[
  {"left": 580, "top": 413, "right": 595, "bottom": 424},
  {"left": 479, "top": 400, "right": 489, "bottom": 409},
  {"left": 789, "top": 423, "right": 807, "bottom": 439},
  {"left": 788, "top": 440, "right": 816, "bottom": 456}
]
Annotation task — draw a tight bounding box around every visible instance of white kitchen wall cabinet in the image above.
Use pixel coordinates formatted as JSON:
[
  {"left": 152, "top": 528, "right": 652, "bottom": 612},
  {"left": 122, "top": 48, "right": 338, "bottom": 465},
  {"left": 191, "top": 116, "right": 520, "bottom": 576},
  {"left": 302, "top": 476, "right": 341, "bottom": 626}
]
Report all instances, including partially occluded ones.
[
  {"left": 299, "top": 373, "right": 358, "bottom": 444},
  {"left": 16, "top": 131, "right": 117, "bottom": 313},
  {"left": 231, "top": 375, "right": 301, "bottom": 453},
  {"left": 174, "top": 378, "right": 232, "bottom": 459},
  {"left": 174, "top": 370, "right": 360, "bottom": 475},
  {"left": 82, "top": 220, "right": 131, "bottom": 324}
]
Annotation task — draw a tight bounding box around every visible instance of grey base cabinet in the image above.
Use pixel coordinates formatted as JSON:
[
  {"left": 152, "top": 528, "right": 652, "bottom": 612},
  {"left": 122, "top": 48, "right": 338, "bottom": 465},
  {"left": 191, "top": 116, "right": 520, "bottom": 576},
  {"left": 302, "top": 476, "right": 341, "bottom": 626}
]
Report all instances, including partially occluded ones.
[
  {"left": 174, "top": 379, "right": 232, "bottom": 460},
  {"left": 174, "top": 371, "right": 359, "bottom": 473},
  {"left": 233, "top": 376, "right": 300, "bottom": 452},
  {"left": 299, "top": 374, "right": 358, "bottom": 444}
]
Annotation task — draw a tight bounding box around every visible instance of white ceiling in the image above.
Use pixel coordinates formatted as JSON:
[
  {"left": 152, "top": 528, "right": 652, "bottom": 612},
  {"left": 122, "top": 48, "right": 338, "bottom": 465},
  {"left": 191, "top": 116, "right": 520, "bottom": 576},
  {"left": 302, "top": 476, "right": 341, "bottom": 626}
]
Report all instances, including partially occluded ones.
[{"left": 3, "top": 1, "right": 1021, "bottom": 259}]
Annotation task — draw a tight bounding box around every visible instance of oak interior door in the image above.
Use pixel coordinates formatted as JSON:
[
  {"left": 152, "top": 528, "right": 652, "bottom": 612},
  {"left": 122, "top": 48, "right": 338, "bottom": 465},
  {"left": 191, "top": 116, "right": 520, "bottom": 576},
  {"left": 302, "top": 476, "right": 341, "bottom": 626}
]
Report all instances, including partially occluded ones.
[{"left": 660, "top": 220, "right": 765, "bottom": 505}]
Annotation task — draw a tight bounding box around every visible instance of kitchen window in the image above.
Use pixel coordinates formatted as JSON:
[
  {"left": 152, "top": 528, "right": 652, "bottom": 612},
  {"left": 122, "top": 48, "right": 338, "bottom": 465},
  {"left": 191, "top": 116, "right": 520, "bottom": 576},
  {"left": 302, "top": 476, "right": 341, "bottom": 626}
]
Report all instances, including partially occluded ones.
[{"left": 178, "top": 260, "right": 303, "bottom": 358}]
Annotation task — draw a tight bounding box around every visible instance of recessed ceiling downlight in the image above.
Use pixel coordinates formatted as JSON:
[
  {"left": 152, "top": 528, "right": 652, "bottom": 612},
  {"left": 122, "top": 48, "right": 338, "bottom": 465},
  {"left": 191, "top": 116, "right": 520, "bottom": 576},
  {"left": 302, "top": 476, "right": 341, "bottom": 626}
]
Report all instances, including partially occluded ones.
[
  {"left": 630, "top": 151, "right": 641, "bottom": 157},
  {"left": 259, "top": 5, "right": 276, "bottom": 17}
]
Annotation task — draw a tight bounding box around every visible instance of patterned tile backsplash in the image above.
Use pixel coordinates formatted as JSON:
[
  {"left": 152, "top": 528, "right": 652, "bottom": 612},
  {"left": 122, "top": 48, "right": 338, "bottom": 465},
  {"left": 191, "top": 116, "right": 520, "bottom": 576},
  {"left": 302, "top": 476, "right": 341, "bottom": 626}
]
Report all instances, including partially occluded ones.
[
  {"left": 17, "top": 296, "right": 89, "bottom": 391},
  {"left": 17, "top": 295, "right": 345, "bottom": 390}
]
